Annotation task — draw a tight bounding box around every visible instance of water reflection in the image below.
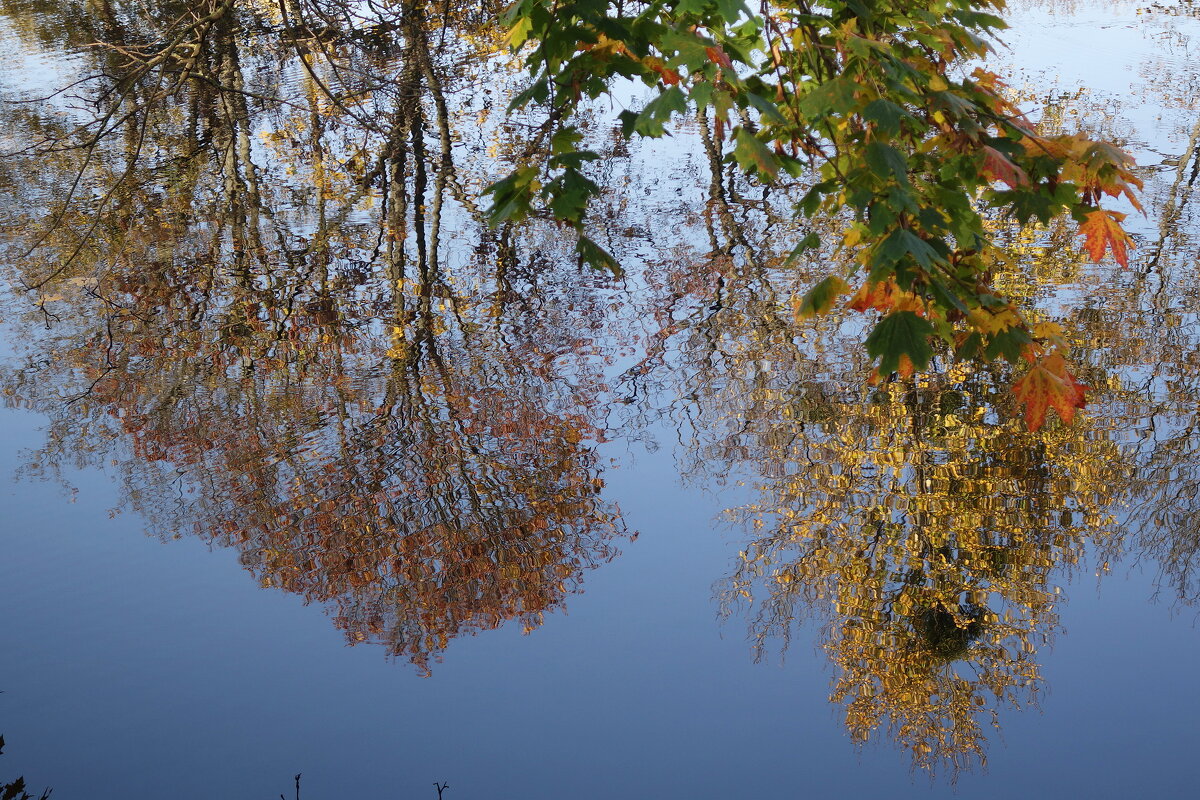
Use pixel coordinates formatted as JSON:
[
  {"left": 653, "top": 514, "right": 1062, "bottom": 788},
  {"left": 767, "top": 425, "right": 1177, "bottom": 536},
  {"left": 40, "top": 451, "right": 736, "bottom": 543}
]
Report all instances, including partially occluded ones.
[
  {"left": 0, "top": 0, "right": 628, "bottom": 672},
  {"left": 708, "top": 357, "right": 1124, "bottom": 773},
  {"left": 4, "top": 266, "right": 628, "bottom": 673},
  {"left": 615, "top": 71, "right": 1200, "bottom": 772},
  {"left": 619, "top": 244, "right": 1120, "bottom": 772},
  {"left": 1, "top": 0, "right": 1200, "bottom": 782}
]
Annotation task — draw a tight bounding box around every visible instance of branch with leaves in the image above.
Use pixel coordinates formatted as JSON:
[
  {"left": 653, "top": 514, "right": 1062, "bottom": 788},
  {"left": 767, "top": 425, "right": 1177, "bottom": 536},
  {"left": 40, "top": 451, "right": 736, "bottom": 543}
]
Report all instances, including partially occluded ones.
[{"left": 491, "top": 0, "right": 1142, "bottom": 429}]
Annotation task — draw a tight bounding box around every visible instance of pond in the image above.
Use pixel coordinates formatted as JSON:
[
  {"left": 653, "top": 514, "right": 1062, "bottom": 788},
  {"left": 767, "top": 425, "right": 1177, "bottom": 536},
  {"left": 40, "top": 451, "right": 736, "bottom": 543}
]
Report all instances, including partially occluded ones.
[{"left": 1, "top": 1, "right": 1199, "bottom": 797}]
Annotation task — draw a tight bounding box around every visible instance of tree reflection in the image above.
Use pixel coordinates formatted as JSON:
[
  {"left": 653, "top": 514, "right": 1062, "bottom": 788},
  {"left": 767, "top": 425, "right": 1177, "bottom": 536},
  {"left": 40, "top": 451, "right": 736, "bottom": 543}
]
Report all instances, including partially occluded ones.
[
  {"left": 613, "top": 130, "right": 1155, "bottom": 774},
  {"left": 0, "top": 0, "right": 628, "bottom": 672},
  {"left": 715, "top": 364, "right": 1128, "bottom": 773}
]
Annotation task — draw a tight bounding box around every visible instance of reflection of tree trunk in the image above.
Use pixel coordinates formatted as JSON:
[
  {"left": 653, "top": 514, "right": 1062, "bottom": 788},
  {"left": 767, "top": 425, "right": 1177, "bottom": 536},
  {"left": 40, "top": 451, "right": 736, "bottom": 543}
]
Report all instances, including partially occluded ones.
[
  {"left": 1145, "top": 114, "right": 1200, "bottom": 273},
  {"left": 696, "top": 110, "right": 764, "bottom": 279},
  {"left": 697, "top": 109, "right": 727, "bottom": 255},
  {"left": 214, "top": 16, "right": 266, "bottom": 262}
]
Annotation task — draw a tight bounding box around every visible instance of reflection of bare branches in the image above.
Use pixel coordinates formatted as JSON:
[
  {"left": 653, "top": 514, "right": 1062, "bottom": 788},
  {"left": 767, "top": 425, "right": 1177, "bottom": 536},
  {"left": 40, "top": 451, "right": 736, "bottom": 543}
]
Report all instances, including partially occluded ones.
[
  {"left": 0, "top": 0, "right": 629, "bottom": 672},
  {"left": 14, "top": 1, "right": 235, "bottom": 288},
  {"left": 1145, "top": 114, "right": 1200, "bottom": 273}
]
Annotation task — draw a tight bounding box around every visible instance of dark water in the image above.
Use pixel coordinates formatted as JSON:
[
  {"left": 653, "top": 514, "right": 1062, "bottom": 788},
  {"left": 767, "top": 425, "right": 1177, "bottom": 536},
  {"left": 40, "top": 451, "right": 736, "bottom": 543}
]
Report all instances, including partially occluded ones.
[{"left": 1, "top": 1, "right": 1199, "bottom": 797}]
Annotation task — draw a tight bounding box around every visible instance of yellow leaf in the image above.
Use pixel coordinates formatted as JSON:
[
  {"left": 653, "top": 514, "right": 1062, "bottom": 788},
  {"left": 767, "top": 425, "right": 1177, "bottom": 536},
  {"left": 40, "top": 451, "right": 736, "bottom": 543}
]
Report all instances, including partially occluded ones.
[
  {"left": 1031, "top": 321, "right": 1065, "bottom": 340},
  {"left": 968, "top": 306, "right": 1023, "bottom": 335}
]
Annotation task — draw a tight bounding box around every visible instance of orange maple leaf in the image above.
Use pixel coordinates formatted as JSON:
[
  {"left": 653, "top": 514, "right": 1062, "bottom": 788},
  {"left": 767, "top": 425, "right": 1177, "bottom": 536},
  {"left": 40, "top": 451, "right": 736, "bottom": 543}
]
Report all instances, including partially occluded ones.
[
  {"left": 1103, "top": 181, "right": 1144, "bottom": 213},
  {"left": 1084, "top": 141, "right": 1145, "bottom": 212},
  {"left": 642, "top": 56, "right": 681, "bottom": 86},
  {"left": 847, "top": 278, "right": 928, "bottom": 315},
  {"left": 1078, "top": 209, "right": 1133, "bottom": 268},
  {"left": 705, "top": 46, "right": 734, "bottom": 69},
  {"left": 1011, "top": 352, "right": 1088, "bottom": 431},
  {"left": 847, "top": 279, "right": 895, "bottom": 312},
  {"left": 657, "top": 68, "right": 682, "bottom": 86}
]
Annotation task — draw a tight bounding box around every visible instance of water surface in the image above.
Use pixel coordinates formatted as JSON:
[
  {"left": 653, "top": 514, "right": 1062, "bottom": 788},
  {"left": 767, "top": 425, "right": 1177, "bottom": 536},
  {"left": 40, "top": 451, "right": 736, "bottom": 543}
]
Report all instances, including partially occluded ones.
[{"left": 2, "top": 1, "right": 1200, "bottom": 797}]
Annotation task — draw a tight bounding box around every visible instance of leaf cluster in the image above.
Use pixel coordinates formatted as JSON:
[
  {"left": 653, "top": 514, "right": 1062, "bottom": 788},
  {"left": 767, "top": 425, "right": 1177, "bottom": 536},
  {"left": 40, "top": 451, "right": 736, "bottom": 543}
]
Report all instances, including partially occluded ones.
[{"left": 492, "top": 0, "right": 1141, "bottom": 428}]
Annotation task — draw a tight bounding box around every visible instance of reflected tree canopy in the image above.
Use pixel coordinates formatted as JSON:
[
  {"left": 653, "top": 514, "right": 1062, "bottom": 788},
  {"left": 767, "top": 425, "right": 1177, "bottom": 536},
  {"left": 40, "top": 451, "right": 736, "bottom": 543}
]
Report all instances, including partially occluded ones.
[
  {"left": 0, "top": 0, "right": 629, "bottom": 672},
  {"left": 613, "top": 88, "right": 1200, "bottom": 770}
]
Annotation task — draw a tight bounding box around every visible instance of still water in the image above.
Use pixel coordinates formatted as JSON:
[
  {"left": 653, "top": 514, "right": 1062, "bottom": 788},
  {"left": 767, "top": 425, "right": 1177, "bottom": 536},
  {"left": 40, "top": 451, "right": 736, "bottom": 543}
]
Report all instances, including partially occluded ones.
[{"left": 1, "top": 1, "right": 1199, "bottom": 797}]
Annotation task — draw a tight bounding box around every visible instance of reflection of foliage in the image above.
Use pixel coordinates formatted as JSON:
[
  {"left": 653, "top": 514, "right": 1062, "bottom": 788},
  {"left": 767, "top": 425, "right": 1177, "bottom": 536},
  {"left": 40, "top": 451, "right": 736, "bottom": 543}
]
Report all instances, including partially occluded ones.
[
  {"left": 612, "top": 147, "right": 1134, "bottom": 773},
  {"left": 6, "top": 0, "right": 1200, "bottom": 783},
  {"left": 0, "top": 0, "right": 629, "bottom": 672},
  {"left": 2, "top": 226, "right": 628, "bottom": 671},
  {"left": 717, "top": 369, "right": 1126, "bottom": 775}
]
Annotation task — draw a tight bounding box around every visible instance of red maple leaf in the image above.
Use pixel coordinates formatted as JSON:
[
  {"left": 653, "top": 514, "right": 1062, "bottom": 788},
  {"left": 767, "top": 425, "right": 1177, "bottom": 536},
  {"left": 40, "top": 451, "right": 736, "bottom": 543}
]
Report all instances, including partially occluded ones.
[
  {"left": 705, "top": 46, "right": 734, "bottom": 69},
  {"left": 1012, "top": 352, "right": 1088, "bottom": 431},
  {"left": 847, "top": 279, "right": 898, "bottom": 312},
  {"left": 980, "top": 145, "right": 1028, "bottom": 188}
]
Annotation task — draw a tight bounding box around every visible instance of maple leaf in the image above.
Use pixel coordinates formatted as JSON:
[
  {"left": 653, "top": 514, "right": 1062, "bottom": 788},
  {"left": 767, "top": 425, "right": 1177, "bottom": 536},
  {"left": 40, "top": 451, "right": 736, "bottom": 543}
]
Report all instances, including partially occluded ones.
[
  {"left": 1011, "top": 352, "right": 1088, "bottom": 431},
  {"left": 1030, "top": 321, "right": 1065, "bottom": 340},
  {"left": 793, "top": 275, "right": 850, "bottom": 320},
  {"left": 1050, "top": 137, "right": 1144, "bottom": 212},
  {"left": 1030, "top": 320, "right": 1068, "bottom": 349},
  {"left": 967, "top": 305, "right": 1023, "bottom": 335},
  {"left": 642, "top": 56, "right": 681, "bottom": 86},
  {"left": 847, "top": 278, "right": 927, "bottom": 315},
  {"left": 980, "top": 145, "right": 1028, "bottom": 188},
  {"left": 866, "top": 311, "right": 935, "bottom": 377},
  {"left": 1078, "top": 209, "right": 1133, "bottom": 268},
  {"left": 1103, "top": 180, "right": 1144, "bottom": 213},
  {"left": 1084, "top": 141, "right": 1145, "bottom": 212},
  {"left": 580, "top": 34, "right": 629, "bottom": 58},
  {"left": 733, "top": 128, "right": 779, "bottom": 180},
  {"left": 506, "top": 16, "right": 534, "bottom": 49},
  {"left": 868, "top": 354, "right": 915, "bottom": 385},
  {"left": 705, "top": 46, "right": 734, "bottom": 69},
  {"left": 847, "top": 278, "right": 898, "bottom": 312}
]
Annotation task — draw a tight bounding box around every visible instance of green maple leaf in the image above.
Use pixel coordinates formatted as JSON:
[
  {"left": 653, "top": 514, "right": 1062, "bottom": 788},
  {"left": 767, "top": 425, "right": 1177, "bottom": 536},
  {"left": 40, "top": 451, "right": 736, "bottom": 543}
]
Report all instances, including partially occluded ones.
[{"left": 865, "top": 310, "right": 935, "bottom": 375}]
